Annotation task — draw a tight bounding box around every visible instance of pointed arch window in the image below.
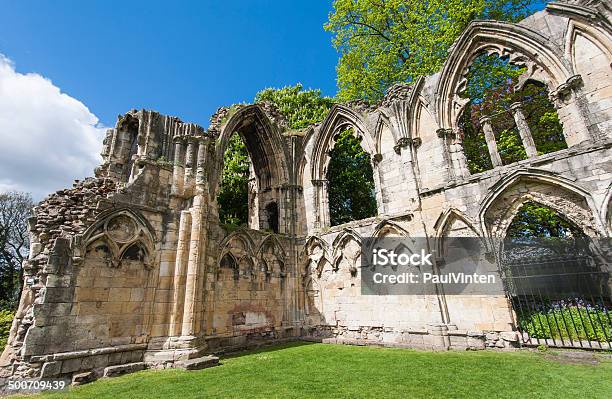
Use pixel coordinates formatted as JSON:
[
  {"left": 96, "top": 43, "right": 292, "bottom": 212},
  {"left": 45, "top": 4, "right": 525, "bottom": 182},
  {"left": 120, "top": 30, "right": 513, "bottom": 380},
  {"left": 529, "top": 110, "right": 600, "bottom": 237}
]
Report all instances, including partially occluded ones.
[{"left": 327, "top": 129, "right": 377, "bottom": 226}]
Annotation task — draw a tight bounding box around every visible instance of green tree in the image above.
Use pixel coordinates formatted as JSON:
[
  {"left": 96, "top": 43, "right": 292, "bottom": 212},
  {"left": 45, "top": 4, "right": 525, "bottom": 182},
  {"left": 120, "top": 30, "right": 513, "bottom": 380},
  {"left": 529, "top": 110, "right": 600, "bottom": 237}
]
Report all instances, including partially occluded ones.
[
  {"left": 217, "top": 134, "right": 250, "bottom": 226},
  {"left": 506, "top": 202, "right": 581, "bottom": 238},
  {"left": 459, "top": 54, "right": 526, "bottom": 172},
  {"left": 325, "top": 0, "right": 538, "bottom": 102},
  {"left": 459, "top": 54, "right": 565, "bottom": 173},
  {"left": 0, "top": 191, "right": 33, "bottom": 311},
  {"left": 0, "top": 309, "right": 13, "bottom": 351},
  {"left": 327, "top": 130, "right": 377, "bottom": 226},
  {"left": 255, "top": 84, "right": 335, "bottom": 129},
  {"left": 519, "top": 81, "right": 566, "bottom": 154},
  {"left": 218, "top": 85, "right": 335, "bottom": 227}
]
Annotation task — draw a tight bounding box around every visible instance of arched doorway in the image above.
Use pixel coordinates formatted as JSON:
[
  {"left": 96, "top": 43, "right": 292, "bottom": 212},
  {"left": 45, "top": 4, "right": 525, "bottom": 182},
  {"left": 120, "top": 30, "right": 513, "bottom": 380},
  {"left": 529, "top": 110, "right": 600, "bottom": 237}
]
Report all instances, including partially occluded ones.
[
  {"left": 214, "top": 105, "right": 289, "bottom": 232},
  {"left": 499, "top": 202, "right": 611, "bottom": 348}
]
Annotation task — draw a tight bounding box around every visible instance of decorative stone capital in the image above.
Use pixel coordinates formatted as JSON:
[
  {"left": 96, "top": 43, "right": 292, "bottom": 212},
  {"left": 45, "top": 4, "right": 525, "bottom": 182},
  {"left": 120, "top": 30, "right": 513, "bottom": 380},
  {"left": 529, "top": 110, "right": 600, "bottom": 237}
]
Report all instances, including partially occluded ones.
[
  {"left": 185, "top": 136, "right": 198, "bottom": 145},
  {"left": 566, "top": 74, "right": 583, "bottom": 89},
  {"left": 478, "top": 116, "right": 491, "bottom": 125},
  {"left": 311, "top": 179, "right": 328, "bottom": 187},
  {"left": 509, "top": 102, "right": 523, "bottom": 112},
  {"left": 393, "top": 137, "right": 411, "bottom": 154},
  {"left": 550, "top": 74, "right": 583, "bottom": 101},
  {"left": 372, "top": 153, "right": 383, "bottom": 164},
  {"left": 436, "top": 128, "right": 456, "bottom": 139}
]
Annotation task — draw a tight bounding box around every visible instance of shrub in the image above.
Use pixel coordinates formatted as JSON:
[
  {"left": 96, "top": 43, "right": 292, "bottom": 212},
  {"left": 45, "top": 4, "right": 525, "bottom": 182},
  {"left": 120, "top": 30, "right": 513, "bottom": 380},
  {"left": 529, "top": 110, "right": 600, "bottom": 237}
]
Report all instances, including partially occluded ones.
[
  {"left": 519, "top": 303, "right": 612, "bottom": 342},
  {"left": 0, "top": 310, "right": 14, "bottom": 351}
]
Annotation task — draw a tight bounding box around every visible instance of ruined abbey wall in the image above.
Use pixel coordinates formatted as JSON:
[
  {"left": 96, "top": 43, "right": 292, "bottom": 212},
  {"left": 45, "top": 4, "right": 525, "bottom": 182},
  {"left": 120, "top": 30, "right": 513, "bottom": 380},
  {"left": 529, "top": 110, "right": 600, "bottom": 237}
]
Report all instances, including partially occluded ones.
[{"left": 1, "top": 0, "right": 611, "bottom": 385}]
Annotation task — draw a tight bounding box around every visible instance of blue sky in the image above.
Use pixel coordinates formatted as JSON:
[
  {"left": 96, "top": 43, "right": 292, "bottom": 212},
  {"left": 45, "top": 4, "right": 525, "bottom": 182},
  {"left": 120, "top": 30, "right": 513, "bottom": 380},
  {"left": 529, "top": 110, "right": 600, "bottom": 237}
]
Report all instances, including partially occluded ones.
[
  {"left": 0, "top": 1, "right": 549, "bottom": 199},
  {"left": 0, "top": 0, "right": 338, "bottom": 127}
]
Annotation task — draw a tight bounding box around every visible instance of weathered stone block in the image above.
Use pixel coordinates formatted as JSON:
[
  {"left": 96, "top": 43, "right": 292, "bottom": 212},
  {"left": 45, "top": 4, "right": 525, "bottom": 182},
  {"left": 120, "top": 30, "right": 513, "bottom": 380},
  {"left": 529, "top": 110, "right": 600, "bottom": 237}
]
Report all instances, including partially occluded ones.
[
  {"left": 60, "top": 358, "right": 82, "bottom": 374},
  {"left": 175, "top": 355, "right": 219, "bottom": 371},
  {"left": 103, "top": 362, "right": 146, "bottom": 378},
  {"left": 72, "top": 371, "right": 96, "bottom": 385},
  {"left": 40, "top": 361, "right": 61, "bottom": 378}
]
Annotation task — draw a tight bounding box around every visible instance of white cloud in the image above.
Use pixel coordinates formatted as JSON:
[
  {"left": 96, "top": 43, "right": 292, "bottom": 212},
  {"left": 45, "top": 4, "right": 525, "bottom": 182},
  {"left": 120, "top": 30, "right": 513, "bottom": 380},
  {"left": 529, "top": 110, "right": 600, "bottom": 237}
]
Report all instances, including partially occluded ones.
[{"left": 0, "top": 54, "right": 106, "bottom": 201}]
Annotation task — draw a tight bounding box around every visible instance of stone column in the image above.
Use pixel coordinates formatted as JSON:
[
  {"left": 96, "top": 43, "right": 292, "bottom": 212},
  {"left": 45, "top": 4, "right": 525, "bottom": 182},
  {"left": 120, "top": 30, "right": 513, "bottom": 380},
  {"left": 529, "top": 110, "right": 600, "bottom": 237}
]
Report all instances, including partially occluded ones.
[
  {"left": 510, "top": 102, "right": 538, "bottom": 158},
  {"left": 170, "top": 210, "right": 191, "bottom": 336},
  {"left": 181, "top": 196, "right": 204, "bottom": 337},
  {"left": 436, "top": 129, "right": 458, "bottom": 181},
  {"left": 392, "top": 138, "right": 420, "bottom": 211},
  {"left": 479, "top": 116, "right": 503, "bottom": 168},
  {"left": 314, "top": 179, "right": 330, "bottom": 228},
  {"left": 171, "top": 138, "right": 185, "bottom": 196},
  {"left": 195, "top": 137, "right": 207, "bottom": 189},
  {"left": 449, "top": 135, "right": 470, "bottom": 179},
  {"left": 370, "top": 154, "right": 386, "bottom": 215},
  {"left": 313, "top": 182, "right": 320, "bottom": 229},
  {"left": 183, "top": 138, "right": 196, "bottom": 196}
]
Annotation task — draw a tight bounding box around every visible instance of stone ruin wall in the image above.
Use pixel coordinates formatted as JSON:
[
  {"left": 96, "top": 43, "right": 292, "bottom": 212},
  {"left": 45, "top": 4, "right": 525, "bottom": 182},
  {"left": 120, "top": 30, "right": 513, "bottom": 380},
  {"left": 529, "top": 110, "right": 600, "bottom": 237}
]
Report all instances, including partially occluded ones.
[{"left": 1, "top": 0, "right": 611, "bottom": 385}]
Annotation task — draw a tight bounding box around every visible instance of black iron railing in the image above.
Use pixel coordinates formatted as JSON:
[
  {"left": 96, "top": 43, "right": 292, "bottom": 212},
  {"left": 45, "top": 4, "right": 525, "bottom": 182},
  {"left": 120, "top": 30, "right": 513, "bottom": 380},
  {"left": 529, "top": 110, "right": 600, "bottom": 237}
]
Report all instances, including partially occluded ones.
[{"left": 500, "top": 253, "right": 611, "bottom": 349}]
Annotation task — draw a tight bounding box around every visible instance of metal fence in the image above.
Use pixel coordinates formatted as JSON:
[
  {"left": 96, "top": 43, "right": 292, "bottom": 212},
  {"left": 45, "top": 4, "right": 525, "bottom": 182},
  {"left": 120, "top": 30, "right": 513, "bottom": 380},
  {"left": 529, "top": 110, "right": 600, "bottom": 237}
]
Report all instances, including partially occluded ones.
[{"left": 500, "top": 245, "right": 612, "bottom": 349}]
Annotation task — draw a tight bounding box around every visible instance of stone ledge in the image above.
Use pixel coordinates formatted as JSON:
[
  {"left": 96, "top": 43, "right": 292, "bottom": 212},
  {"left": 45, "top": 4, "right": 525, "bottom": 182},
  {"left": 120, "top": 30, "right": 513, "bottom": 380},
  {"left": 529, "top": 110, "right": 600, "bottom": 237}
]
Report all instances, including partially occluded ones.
[
  {"left": 30, "top": 343, "right": 148, "bottom": 363},
  {"left": 174, "top": 355, "right": 219, "bottom": 371},
  {"left": 72, "top": 371, "right": 96, "bottom": 385},
  {"left": 447, "top": 330, "right": 468, "bottom": 337},
  {"left": 103, "top": 362, "right": 146, "bottom": 378}
]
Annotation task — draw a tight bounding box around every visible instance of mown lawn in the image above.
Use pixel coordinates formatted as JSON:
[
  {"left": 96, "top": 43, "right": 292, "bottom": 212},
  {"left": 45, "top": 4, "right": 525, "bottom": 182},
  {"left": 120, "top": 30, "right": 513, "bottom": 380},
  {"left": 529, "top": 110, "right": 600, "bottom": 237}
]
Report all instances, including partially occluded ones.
[{"left": 25, "top": 342, "right": 612, "bottom": 399}]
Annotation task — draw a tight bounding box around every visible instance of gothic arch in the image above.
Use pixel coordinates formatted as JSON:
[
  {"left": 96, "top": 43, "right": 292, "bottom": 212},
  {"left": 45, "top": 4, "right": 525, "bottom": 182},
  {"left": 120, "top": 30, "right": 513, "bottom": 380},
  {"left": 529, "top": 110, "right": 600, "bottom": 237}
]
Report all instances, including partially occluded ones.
[
  {"left": 79, "top": 207, "right": 156, "bottom": 269},
  {"left": 212, "top": 104, "right": 290, "bottom": 196},
  {"left": 304, "top": 105, "right": 383, "bottom": 228},
  {"left": 302, "top": 235, "right": 331, "bottom": 262},
  {"left": 374, "top": 111, "right": 398, "bottom": 155},
  {"left": 406, "top": 76, "right": 426, "bottom": 140},
  {"left": 331, "top": 228, "right": 362, "bottom": 267},
  {"left": 218, "top": 252, "right": 240, "bottom": 281},
  {"left": 433, "top": 208, "right": 483, "bottom": 255},
  {"left": 434, "top": 208, "right": 481, "bottom": 239},
  {"left": 362, "top": 220, "right": 415, "bottom": 261},
  {"left": 331, "top": 228, "right": 362, "bottom": 249},
  {"left": 219, "top": 229, "right": 257, "bottom": 257},
  {"left": 239, "top": 255, "right": 255, "bottom": 278},
  {"left": 301, "top": 236, "right": 332, "bottom": 280},
  {"left": 478, "top": 170, "right": 603, "bottom": 239},
  {"left": 119, "top": 240, "right": 152, "bottom": 267},
  {"left": 256, "top": 234, "right": 287, "bottom": 260},
  {"left": 547, "top": 2, "right": 612, "bottom": 36},
  {"left": 435, "top": 20, "right": 574, "bottom": 132},
  {"left": 372, "top": 219, "right": 411, "bottom": 238},
  {"left": 311, "top": 105, "right": 377, "bottom": 180},
  {"left": 565, "top": 20, "right": 612, "bottom": 70}
]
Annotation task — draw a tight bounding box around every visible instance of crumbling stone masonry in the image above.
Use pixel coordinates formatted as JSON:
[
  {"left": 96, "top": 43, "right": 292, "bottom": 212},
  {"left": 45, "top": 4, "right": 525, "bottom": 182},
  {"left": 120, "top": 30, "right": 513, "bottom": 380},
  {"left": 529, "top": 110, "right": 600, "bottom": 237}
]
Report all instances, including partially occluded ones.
[{"left": 1, "top": 0, "right": 611, "bottom": 385}]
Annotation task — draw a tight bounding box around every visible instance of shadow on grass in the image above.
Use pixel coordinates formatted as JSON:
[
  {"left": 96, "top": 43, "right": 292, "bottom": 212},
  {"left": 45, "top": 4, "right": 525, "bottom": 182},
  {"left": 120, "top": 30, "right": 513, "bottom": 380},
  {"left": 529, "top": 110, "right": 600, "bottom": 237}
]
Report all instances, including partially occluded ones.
[{"left": 219, "top": 340, "right": 316, "bottom": 360}]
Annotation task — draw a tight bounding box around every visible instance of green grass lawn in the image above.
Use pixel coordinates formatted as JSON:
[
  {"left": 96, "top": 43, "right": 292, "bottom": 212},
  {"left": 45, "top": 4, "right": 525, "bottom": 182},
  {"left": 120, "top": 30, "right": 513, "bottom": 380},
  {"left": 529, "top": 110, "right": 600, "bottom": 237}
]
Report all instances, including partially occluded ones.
[{"left": 27, "top": 342, "right": 612, "bottom": 399}]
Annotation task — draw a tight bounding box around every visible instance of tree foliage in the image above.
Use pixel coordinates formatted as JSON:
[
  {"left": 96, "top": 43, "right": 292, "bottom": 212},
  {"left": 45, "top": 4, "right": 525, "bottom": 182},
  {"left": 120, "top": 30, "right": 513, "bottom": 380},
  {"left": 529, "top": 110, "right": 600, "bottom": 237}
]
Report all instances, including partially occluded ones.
[
  {"left": 325, "top": 0, "right": 538, "bottom": 102},
  {"left": 327, "top": 130, "right": 377, "bottom": 226},
  {"left": 217, "top": 134, "right": 250, "bottom": 226},
  {"left": 506, "top": 202, "right": 581, "bottom": 238},
  {"left": 219, "top": 85, "right": 336, "bottom": 227},
  {"left": 0, "top": 309, "right": 12, "bottom": 351},
  {"left": 255, "top": 84, "right": 335, "bottom": 129},
  {"left": 0, "top": 191, "right": 33, "bottom": 310},
  {"left": 460, "top": 53, "right": 565, "bottom": 173}
]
